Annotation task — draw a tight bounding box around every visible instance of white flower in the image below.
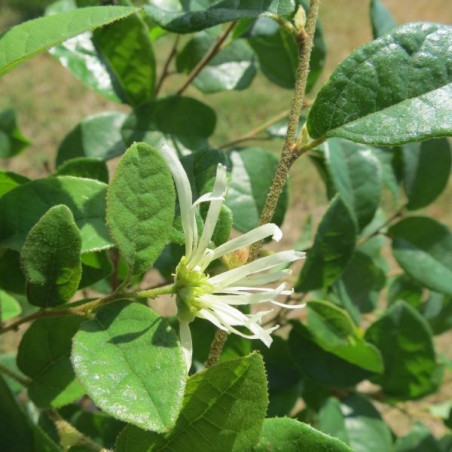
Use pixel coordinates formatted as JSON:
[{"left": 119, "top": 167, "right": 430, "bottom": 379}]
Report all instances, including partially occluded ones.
[{"left": 158, "top": 145, "right": 305, "bottom": 371}]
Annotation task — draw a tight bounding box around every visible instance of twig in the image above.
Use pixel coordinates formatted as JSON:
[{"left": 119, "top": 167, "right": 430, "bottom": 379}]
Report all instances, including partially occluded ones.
[
  {"left": 0, "top": 362, "right": 30, "bottom": 387},
  {"left": 176, "top": 22, "right": 237, "bottom": 95},
  {"left": 155, "top": 35, "right": 180, "bottom": 97},
  {"left": 218, "top": 109, "right": 290, "bottom": 149},
  {"left": 248, "top": 0, "right": 323, "bottom": 262}
]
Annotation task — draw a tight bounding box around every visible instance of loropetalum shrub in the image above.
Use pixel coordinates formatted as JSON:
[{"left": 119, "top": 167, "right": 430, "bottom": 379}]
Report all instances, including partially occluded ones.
[{"left": 0, "top": 0, "right": 451, "bottom": 450}]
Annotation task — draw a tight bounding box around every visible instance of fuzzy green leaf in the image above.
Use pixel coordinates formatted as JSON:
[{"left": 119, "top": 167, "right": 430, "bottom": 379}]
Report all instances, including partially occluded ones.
[
  {"left": 307, "top": 23, "right": 452, "bottom": 145},
  {"left": 21, "top": 205, "right": 82, "bottom": 307},
  {"left": 0, "top": 6, "right": 139, "bottom": 76},
  {"left": 0, "top": 171, "right": 29, "bottom": 198},
  {"left": 54, "top": 158, "right": 109, "bottom": 183},
  {"left": 107, "top": 143, "right": 175, "bottom": 275},
  {"left": 72, "top": 301, "right": 186, "bottom": 432}
]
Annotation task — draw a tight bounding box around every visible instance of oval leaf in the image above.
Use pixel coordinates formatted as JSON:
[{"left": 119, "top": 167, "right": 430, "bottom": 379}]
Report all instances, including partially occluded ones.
[
  {"left": 369, "top": 0, "right": 396, "bottom": 39},
  {"left": 254, "top": 417, "right": 353, "bottom": 451},
  {"left": 72, "top": 301, "right": 186, "bottom": 432},
  {"left": 325, "top": 139, "right": 382, "bottom": 230},
  {"left": 295, "top": 195, "right": 357, "bottom": 292},
  {"left": 54, "top": 157, "right": 109, "bottom": 183},
  {"left": 0, "top": 109, "right": 32, "bottom": 158},
  {"left": 307, "top": 23, "right": 452, "bottom": 145},
  {"left": 365, "top": 301, "right": 437, "bottom": 400},
  {"left": 402, "top": 138, "right": 451, "bottom": 210},
  {"left": 0, "top": 6, "right": 139, "bottom": 76},
  {"left": 388, "top": 217, "right": 452, "bottom": 295},
  {"left": 143, "top": 0, "right": 296, "bottom": 34},
  {"left": 226, "top": 147, "right": 288, "bottom": 232},
  {"left": 21, "top": 205, "right": 82, "bottom": 307},
  {"left": 117, "top": 353, "right": 268, "bottom": 451},
  {"left": 17, "top": 316, "right": 84, "bottom": 408},
  {"left": 107, "top": 143, "right": 176, "bottom": 275},
  {"left": 56, "top": 112, "right": 127, "bottom": 166},
  {"left": 0, "top": 176, "right": 113, "bottom": 253}
]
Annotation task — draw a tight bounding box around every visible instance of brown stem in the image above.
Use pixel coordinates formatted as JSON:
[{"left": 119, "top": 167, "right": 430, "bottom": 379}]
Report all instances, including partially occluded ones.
[
  {"left": 248, "top": 0, "right": 322, "bottom": 262},
  {"left": 176, "top": 21, "right": 236, "bottom": 95},
  {"left": 205, "top": 330, "right": 228, "bottom": 368},
  {"left": 155, "top": 35, "right": 180, "bottom": 97}
]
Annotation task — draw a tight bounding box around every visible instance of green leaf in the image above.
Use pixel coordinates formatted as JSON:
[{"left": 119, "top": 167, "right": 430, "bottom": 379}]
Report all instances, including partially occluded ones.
[
  {"left": 0, "top": 249, "right": 26, "bottom": 294},
  {"left": 176, "top": 29, "right": 256, "bottom": 93},
  {"left": 388, "top": 217, "right": 452, "bottom": 295},
  {"left": 21, "top": 205, "right": 82, "bottom": 307},
  {"left": 306, "top": 301, "right": 383, "bottom": 373},
  {"left": 0, "top": 375, "right": 60, "bottom": 452},
  {"left": 0, "top": 6, "right": 139, "bottom": 76},
  {"left": 248, "top": 14, "right": 325, "bottom": 92},
  {"left": 289, "top": 321, "right": 373, "bottom": 389},
  {"left": 371, "top": 147, "right": 402, "bottom": 201},
  {"left": 395, "top": 422, "right": 442, "bottom": 452},
  {"left": 143, "top": 0, "right": 296, "bottom": 34},
  {"left": 56, "top": 112, "right": 127, "bottom": 166},
  {"left": 107, "top": 143, "right": 175, "bottom": 275},
  {"left": 116, "top": 353, "right": 268, "bottom": 451},
  {"left": 325, "top": 139, "right": 382, "bottom": 230},
  {"left": 365, "top": 301, "right": 437, "bottom": 400},
  {"left": 0, "top": 171, "right": 29, "bottom": 198},
  {"left": 254, "top": 417, "right": 353, "bottom": 452},
  {"left": 402, "top": 138, "right": 451, "bottom": 210},
  {"left": 72, "top": 301, "right": 186, "bottom": 432},
  {"left": 307, "top": 23, "right": 452, "bottom": 145},
  {"left": 0, "top": 290, "right": 21, "bottom": 321},
  {"left": 295, "top": 195, "right": 357, "bottom": 292},
  {"left": 370, "top": 0, "right": 396, "bottom": 39},
  {"left": 420, "top": 292, "right": 452, "bottom": 335},
  {"left": 318, "top": 395, "right": 393, "bottom": 452},
  {"left": 0, "top": 354, "right": 26, "bottom": 395},
  {"left": 226, "top": 147, "right": 288, "bottom": 232},
  {"left": 17, "top": 316, "right": 84, "bottom": 408},
  {"left": 79, "top": 251, "right": 113, "bottom": 289},
  {"left": 0, "top": 109, "right": 32, "bottom": 158},
  {"left": 0, "top": 176, "right": 113, "bottom": 253},
  {"left": 54, "top": 157, "right": 109, "bottom": 183},
  {"left": 91, "top": 13, "right": 156, "bottom": 105},
  {"left": 387, "top": 274, "right": 423, "bottom": 308},
  {"left": 121, "top": 96, "right": 216, "bottom": 152}
]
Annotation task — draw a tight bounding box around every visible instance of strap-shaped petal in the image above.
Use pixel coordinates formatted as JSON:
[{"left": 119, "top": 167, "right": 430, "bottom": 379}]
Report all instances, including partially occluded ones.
[{"left": 179, "top": 320, "right": 193, "bottom": 373}]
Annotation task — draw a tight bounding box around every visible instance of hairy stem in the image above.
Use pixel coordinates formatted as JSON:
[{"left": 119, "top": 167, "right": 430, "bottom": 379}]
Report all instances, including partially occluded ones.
[
  {"left": 205, "top": 330, "right": 228, "bottom": 368},
  {"left": 0, "top": 362, "right": 30, "bottom": 386},
  {"left": 136, "top": 284, "right": 175, "bottom": 299},
  {"left": 176, "top": 21, "right": 236, "bottom": 95},
  {"left": 155, "top": 35, "right": 180, "bottom": 97},
  {"left": 248, "top": 0, "right": 323, "bottom": 261}
]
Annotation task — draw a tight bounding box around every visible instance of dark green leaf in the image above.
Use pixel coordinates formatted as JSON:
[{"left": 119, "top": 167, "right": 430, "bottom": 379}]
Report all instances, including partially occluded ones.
[
  {"left": 116, "top": 353, "right": 268, "bottom": 451},
  {"left": 371, "top": 147, "right": 403, "bottom": 201},
  {"left": 318, "top": 395, "right": 393, "bottom": 452},
  {"left": 289, "top": 321, "right": 373, "bottom": 389},
  {"left": 295, "top": 195, "right": 357, "bottom": 292},
  {"left": 403, "top": 138, "right": 451, "bottom": 210},
  {"left": 226, "top": 147, "right": 288, "bottom": 232},
  {"left": 176, "top": 29, "right": 256, "bottom": 93},
  {"left": 122, "top": 96, "right": 216, "bottom": 152},
  {"left": 56, "top": 112, "right": 127, "bottom": 166},
  {"left": 306, "top": 301, "right": 383, "bottom": 373},
  {"left": 54, "top": 157, "right": 109, "bottom": 183},
  {"left": 21, "top": 205, "right": 82, "bottom": 307},
  {"left": 370, "top": 0, "right": 396, "bottom": 39},
  {"left": 308, "top": 23, "right": 452, "bottom": 145},
  {"left": 0, "top": 6, "right": 139, "bottom": 75},
  {"left": 254, "top": 417, "right": 352, "bottom": 451},
  {"left": 308, "top": 146, "right": 336, "bottom": 199},
  {"left": 17, "top": 316, "right": 84, "bottom": 408},
  {"left": 395, "top": 423, "right": 442, "bottom": 452},
  {"left": 325, "top": 139, "right": 382, "bottom": 229},
  {"left": 0, "top": 249, "right": 26, "bottom": 294},
  {"left": 0, "top": 290, "right": 21, "bottom": 321},
  {"left": 143, "top": 0, "right": 296, "bottom": 34},
  {"left": 365, "top": 301, "right": 437, "bottom": 400},
  {"left": 389, "top": 217, "right": 452, "bottom": 295},
  {"left": 0, "top": 375, "right": 60, "bottom": 452},
  {"left": 79, "top": 251, "right": 113, "bottom": 289},
  {"left": 420, "top": 292, "right": 452, "bottom": 335},
  {"left": 0, "top": 176, "right": 113, "bottom": 253},
  {"left": 387, "top": 274, "right": 423, "bottom": 307},
  {"left": 0, "top": 109, "right": 32, "bottom": 158},
  {"left": 107, "top": 143, "right": 175, "bottom": 275},
  {"left": 72, "top": 301, "right": 186, "bottom": 432},
  {"left": 0, "top": 171, "right": 30, "bottom": 198}
]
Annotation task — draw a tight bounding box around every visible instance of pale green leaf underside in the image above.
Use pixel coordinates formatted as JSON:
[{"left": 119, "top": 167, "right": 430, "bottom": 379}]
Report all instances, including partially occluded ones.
[
  {"left": 0, "top": 6, "right": 139, "bottom": 76},
  {"left": 308, "top": 23, "right": 452, "bottom": 145}
]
